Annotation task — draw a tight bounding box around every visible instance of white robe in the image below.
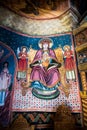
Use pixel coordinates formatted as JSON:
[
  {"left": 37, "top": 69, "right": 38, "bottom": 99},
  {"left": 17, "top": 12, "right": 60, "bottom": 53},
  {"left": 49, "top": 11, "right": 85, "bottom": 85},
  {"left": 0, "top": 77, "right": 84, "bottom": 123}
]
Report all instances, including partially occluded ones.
[{"left": 0, "top": 68, "right": 11, "bottom": 106}]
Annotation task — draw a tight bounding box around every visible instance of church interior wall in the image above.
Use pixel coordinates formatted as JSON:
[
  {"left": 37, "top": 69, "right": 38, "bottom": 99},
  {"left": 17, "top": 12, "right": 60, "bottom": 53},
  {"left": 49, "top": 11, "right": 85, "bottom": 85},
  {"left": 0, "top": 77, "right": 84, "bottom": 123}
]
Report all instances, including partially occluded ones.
[{"left": 0, "top": 0, "right": 87, "bottom": 130}]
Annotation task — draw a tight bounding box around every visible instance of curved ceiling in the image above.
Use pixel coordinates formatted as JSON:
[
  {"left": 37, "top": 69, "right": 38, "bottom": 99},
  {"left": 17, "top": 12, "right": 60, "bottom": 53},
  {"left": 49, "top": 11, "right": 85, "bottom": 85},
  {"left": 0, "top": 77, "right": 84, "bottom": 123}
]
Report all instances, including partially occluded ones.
[
  {"left": 0, "top": 0, "right": 81, "bottom": 36},
  {"left": 1, "top": 0, "right": 70, "bottom": 20}
]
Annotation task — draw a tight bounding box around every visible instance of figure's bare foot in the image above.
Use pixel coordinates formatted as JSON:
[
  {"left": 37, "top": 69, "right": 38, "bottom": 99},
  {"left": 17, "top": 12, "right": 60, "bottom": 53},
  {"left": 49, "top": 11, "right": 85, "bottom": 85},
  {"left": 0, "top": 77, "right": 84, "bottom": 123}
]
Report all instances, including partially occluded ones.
[{"left": 21, "top": 81, "right": 31, "bottom": 96}]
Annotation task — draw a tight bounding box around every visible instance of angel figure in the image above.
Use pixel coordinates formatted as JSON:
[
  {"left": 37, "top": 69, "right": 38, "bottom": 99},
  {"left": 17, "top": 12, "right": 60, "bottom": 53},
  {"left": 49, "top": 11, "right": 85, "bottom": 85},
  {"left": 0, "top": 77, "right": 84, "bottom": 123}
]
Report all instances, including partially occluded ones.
[
  {"left": 63, "top": 45, "right": 76, "bottom": 82},
  {"left": 17, "top": 46, "right": 28, "bottom": 81}
]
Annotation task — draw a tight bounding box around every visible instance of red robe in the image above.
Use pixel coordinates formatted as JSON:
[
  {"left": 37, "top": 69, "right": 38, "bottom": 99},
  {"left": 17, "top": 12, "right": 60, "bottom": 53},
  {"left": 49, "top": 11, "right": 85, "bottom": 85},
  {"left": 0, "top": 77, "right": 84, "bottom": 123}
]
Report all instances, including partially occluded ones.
[
  {"left": 64, "top": 50, "right": 75, "bottom": 70},
  {"left": 18, "top": 52, "right": 28, "bottom": 71}
]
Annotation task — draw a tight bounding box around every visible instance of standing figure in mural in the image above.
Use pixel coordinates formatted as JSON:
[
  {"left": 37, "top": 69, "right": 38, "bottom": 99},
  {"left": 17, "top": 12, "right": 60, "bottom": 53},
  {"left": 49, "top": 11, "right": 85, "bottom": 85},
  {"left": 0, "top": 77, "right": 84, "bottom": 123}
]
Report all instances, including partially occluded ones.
[
  {"left": 0, "top": 62, "right": 12, "bottom": 106},
  {"left": 30, "top": 38, "right": 61, "bottom": 99},
  {"left": 63, "top": 45, "right": 76, "bottom": 82},
  {"left": 17, "top": 46, "right": 28, "bottom": 81}
]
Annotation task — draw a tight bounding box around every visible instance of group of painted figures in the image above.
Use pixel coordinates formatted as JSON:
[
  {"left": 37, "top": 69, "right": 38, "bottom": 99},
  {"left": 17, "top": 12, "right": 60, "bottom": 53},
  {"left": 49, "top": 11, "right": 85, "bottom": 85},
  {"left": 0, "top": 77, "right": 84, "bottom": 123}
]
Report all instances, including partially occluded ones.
[
  {"left": 0, "top": 38, "right": 76, "bottom": 105},
  {"left": 17, "top": 38, "right": 76, "bottom": 99}
]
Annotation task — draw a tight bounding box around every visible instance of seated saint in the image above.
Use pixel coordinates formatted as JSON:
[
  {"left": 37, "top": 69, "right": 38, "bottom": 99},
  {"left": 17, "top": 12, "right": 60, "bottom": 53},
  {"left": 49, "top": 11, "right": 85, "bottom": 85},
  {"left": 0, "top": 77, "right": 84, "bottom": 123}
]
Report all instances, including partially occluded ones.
[{"left": 30, "top": 38, "right": 61, "bottom": 99}]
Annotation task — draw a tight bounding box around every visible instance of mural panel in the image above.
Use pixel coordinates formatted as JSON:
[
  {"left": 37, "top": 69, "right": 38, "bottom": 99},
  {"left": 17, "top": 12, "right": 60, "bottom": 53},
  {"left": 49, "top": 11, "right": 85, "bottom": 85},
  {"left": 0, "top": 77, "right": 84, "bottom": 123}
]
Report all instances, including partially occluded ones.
[
  {"left": 0, "top": 42, "right": 16, "bottom": 126},
  {"left": 0, "top": 26, "right": 81, "bottom": 113}
]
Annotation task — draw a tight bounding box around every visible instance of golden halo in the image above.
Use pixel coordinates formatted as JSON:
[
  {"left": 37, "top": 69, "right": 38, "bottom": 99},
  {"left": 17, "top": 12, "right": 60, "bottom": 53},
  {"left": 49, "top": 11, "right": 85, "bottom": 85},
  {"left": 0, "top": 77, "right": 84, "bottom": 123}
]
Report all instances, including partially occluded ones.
[
  {"left": 63, "top": 45, "right": 70, "bottom": 51},
  {"left": 38, "top": 38, "right": 53, "bottom": 48}
]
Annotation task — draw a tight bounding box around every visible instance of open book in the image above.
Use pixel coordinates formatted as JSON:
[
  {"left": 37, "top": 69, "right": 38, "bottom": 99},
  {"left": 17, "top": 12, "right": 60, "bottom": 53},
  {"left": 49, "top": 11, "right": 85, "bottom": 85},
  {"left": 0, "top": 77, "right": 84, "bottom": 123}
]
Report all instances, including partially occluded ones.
[{"left": 30, "top": 59, "right": 61, "bottom": 70}]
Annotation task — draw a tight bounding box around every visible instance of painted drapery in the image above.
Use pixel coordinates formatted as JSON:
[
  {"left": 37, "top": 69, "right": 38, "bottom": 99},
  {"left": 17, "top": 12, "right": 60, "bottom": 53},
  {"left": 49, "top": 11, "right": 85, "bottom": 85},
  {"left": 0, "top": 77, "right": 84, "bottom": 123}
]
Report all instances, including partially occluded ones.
[
  {"left": 0, "top": 26, "right": 81, "bottom": 113},
  {"left": 0, "top": 42, "right": 15, "bottom": 126}
]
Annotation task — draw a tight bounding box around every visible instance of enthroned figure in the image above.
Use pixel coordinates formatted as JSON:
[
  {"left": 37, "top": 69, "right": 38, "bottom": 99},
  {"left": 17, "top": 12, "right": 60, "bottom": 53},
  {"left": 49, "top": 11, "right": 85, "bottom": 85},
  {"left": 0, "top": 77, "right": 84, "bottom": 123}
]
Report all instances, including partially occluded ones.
[{"left": 30, "top": 38, "right": 62, "bottom": 99}]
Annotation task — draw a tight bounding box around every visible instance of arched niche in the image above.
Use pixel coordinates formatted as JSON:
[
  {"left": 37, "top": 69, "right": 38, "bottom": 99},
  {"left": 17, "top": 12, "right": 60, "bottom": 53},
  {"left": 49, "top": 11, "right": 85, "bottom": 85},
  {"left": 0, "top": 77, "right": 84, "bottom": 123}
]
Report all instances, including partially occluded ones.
[{"left": 0, "top": 41, "right": 17, "bottom": 127}]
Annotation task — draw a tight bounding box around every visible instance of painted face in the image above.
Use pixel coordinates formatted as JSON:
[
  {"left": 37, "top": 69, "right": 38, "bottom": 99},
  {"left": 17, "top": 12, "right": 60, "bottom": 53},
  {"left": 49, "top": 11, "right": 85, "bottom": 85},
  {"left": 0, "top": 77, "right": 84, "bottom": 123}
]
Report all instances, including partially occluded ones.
[
  {"left": 43, "top": 43, "right": 49, "bottom": 50},
  {"left": 4, "top": 63, "right": 8, "bottom": 68},
  {"left": 22, "top": 47, "right": 26, "bottom": 52}
]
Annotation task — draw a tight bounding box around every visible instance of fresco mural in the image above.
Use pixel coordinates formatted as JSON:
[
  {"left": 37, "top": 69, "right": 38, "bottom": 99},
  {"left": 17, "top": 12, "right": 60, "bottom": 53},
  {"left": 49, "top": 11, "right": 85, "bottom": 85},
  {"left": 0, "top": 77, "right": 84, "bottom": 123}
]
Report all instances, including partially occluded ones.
[
  {"left": 30, "top": 38, "right": 61, "bottom": 99},
  {"left": 0, "top": 26, "right": 81, "bottom": 114},
  {"left": 0, "top": 61, "right": 12, "bottom": 106}
]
